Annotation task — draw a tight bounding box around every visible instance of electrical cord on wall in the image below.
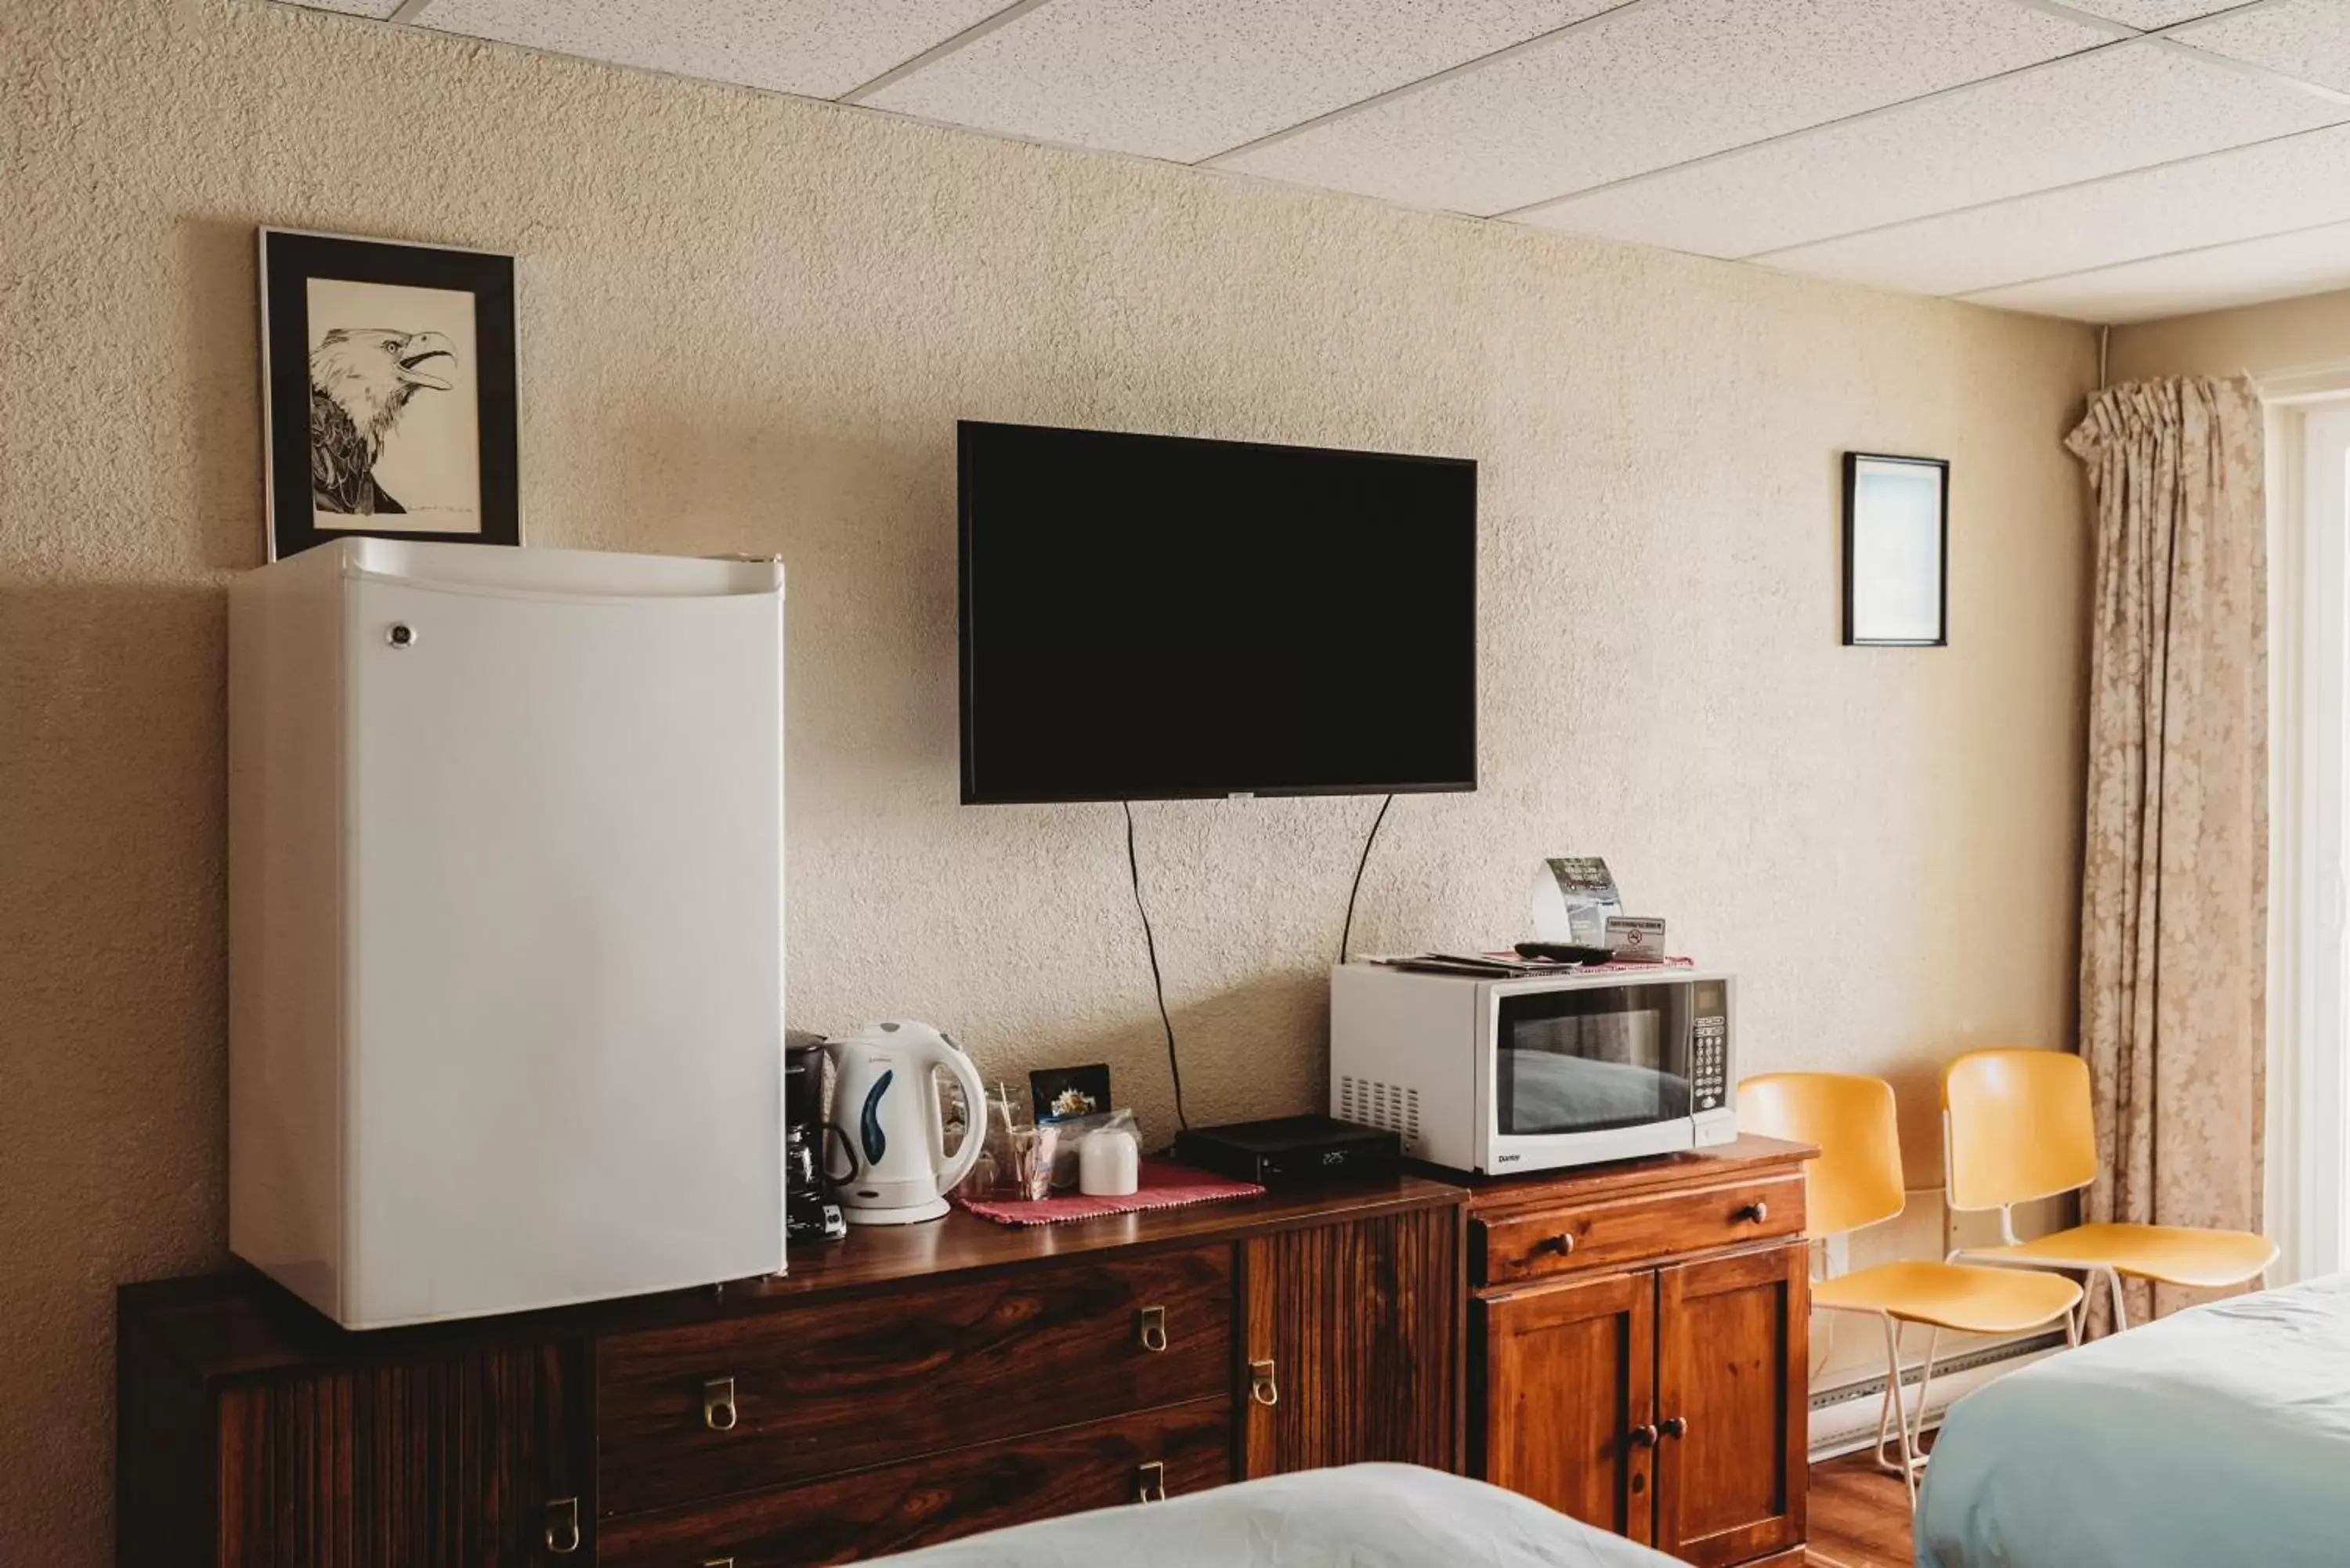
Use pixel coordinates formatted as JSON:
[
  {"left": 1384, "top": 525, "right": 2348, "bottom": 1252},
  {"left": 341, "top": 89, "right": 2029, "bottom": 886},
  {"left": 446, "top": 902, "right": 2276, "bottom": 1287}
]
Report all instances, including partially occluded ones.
[
  {"left": 1123, "top": 801, "right": 1189, "bottom": 1131},
  {"left": 1337, "top": 793, "right": 1395, "bottom": 964}
]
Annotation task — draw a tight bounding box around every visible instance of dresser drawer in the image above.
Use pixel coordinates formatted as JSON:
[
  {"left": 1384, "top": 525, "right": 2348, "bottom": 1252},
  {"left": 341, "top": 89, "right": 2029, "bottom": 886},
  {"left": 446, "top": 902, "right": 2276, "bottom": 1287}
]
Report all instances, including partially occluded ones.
[
  {"left": 597, "top": 1245, "right": 1234, "bottom": 1515},
  {"left": 1477, "top": 1174, "right": 1803, "bottom": 1286},
  {"left": 598, "top": 1396, "right": 1234, "bottom": 1568}
]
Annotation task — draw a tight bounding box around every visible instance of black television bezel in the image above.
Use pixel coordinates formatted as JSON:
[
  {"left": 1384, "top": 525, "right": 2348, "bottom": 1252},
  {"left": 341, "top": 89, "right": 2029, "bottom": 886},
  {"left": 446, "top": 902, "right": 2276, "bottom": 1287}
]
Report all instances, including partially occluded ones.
[{"left": 956, "top": 419, "right": 1480, "bottom": 806}]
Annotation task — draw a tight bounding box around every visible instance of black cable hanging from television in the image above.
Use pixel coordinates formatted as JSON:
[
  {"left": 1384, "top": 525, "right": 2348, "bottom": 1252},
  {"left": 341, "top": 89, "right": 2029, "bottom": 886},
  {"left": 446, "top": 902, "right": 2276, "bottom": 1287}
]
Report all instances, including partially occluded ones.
[
  {"left": 1123, "top": 801, "right": 1189, "bottom": 1131},
  {"left": 1338, "top": 793, "right": 1395, "bottom": 965}
]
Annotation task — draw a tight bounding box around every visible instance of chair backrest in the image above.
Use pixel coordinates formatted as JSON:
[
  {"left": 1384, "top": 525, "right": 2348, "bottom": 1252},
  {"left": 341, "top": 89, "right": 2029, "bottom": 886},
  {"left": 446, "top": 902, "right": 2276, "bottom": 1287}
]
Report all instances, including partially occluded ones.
[
  {"left": 1942, "top": 1048, "right": 2098, "bottom": 1212},
  {"left": 1738, "top": 1072, "right": 1904, "bottom": 1239}
]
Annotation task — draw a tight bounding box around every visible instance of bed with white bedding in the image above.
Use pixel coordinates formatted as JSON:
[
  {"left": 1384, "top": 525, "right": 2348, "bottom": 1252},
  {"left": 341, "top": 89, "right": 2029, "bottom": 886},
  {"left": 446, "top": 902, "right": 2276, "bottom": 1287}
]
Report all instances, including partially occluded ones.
[
  {"left": 867, "top": 1464, "right": 1676, "bottom": 1568},
  {"left": 1917, "top": 1272, "right": 2350, "bottom": 1568}
]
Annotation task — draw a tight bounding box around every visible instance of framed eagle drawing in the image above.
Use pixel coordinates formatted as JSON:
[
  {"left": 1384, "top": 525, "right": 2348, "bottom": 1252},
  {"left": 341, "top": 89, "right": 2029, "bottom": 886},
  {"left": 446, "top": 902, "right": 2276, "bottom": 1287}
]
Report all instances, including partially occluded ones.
[{"left": 259, "top": 229, "right": 519, "bottom": 559}]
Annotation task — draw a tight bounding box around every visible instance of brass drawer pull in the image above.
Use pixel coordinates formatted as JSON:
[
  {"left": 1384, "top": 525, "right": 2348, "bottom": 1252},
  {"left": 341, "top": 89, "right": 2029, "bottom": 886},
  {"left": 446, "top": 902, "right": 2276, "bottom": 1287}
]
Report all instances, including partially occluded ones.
[
  {"left": 703, "top": 1375, "right": 739, "bottom": 1432},
  {"left": 1138, "top": 1304, "right": 1169, "bottom": 1353},
  {"left": 1736, "top": 1200, "right": 1769, "bottom": 1224},
  {"left": 1249, "top": 1357, "right": 1279, "bottom": 1407},
  {"left": 1661, "top": 1415, "right": 1688, "bottom": 1439},
  {"left": 1136, "top": 1459, "right": 1168, "bottom": 1504},
  {"left": 544, "top": 1497, "right": 581, "bottom": 1555}
]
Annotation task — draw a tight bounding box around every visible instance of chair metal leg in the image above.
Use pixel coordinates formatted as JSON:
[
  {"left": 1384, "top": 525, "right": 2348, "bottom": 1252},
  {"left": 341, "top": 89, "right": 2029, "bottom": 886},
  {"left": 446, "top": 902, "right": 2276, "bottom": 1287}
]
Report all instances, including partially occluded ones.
[{"left": 1874, "top": 1313, "right": 1922, "bottom": 1511}]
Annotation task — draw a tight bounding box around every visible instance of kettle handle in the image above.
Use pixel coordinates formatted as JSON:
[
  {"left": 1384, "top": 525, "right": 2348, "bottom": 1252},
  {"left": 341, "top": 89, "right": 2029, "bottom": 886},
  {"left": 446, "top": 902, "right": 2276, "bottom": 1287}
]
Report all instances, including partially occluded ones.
[{"left": 927, "top": 1039, "right": 988, "bottom": 1194}]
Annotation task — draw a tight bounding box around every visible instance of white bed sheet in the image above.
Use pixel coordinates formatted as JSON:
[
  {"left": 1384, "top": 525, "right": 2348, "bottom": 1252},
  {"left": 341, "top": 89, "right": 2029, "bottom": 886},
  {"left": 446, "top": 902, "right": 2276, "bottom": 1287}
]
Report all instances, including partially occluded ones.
[
  {"left": 1917, "top": 1272, "right": 2350, "bottom": 1568},
  {"left": 867, "top": 1464, "right": 1677, "bottom": 1568}
]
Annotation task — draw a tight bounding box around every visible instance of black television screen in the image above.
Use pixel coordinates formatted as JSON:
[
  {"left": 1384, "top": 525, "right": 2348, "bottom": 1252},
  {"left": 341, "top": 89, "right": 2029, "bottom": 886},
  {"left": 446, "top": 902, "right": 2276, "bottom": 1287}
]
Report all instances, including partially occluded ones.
[{"left": 958, "top": 421, "right": 1477, "bottom": 804}]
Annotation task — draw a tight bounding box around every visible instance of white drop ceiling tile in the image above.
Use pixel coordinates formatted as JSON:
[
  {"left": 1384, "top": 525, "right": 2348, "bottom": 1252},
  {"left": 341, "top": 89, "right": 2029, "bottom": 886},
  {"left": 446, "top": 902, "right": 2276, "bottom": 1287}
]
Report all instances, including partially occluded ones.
[
  {"left": 1756, "top": 122, "right": 2350, "bottom": 297},
  {"left": 414, "top": 0, "right": 1011, "bottom": 101},
  {"left": 866, "top": 1, "right": 1619, "bottom": 165},
  {"left": 2059, "top": 0, "right": 2246, "bottom": 26},
  {"left": 289, "top": 0, "right": 404, "bottom": 16},
  {"left": 2173, "top": 0, "right": 2350, "bottom": 93},
  {"left": 1962, "top": 218, "right": 2350, "bottom": 323},
  {"left": 1521, "top": 42, "right": 2346, "bottom": 259},
  {"left": 1217, "top": 0, "right": 2110, "bottom": 216}
]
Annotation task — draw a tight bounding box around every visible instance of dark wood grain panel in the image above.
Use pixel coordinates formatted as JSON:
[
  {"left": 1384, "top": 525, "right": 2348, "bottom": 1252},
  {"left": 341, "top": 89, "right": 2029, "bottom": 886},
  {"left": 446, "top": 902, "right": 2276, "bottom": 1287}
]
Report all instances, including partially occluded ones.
[
  {"left": 212, "top": 1339, "right": 586, "bottom": 1568},
  {"left": 1238, "top": 1205, "right": 1457, "bottom": 1479},
  {"left": 1655, "top": 1243, "right": 1808, "bottom": 1568},
  {"left": 598, "top": 1399, "right": 1233, "bottom": 1568},
  {"left": 118, "top": 1306, "right": 215, "bottom": 1568},
  {"left": 1476, "top": 1270, "right": 1655, "bottom": 1544},
  {"left": 1477, "top": 1175, "right": 1804, "bottom": 1287},
  {"left": 598, "top": 1245, "right": 1231, "bottom": 1516}
]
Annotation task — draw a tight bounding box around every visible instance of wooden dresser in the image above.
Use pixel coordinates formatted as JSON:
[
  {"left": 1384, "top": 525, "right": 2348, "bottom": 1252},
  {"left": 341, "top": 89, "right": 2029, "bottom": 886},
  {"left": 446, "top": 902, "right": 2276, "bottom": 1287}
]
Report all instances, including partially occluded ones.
[
  {"left": 119, "top": 1139, "right": 1812, "bottom": 1567},
  {"left": 1465, "top": 1136, "right": 1814, "bottom": 1568},
  {"left": 117, "top": 1177, "right": 1463, "bottom": 1567}
]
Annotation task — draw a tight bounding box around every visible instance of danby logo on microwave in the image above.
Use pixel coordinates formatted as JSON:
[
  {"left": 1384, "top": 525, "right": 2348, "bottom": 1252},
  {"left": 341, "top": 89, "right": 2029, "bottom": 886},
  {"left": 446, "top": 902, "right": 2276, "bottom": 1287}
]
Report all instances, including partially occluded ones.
[{"left": 1496, "top": 1153, "right": 1521, "bottom": 1165}]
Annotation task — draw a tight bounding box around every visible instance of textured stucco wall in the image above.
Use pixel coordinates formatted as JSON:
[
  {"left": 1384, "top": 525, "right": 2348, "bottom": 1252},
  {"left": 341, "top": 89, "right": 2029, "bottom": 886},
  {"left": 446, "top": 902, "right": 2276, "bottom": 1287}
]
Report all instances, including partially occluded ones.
[
  {"left": 2109, "top": 285, "right": 2350, "bottom": 381},
  {"left": 5, "top": 0, "right": 2095, "bottom": 1555}
]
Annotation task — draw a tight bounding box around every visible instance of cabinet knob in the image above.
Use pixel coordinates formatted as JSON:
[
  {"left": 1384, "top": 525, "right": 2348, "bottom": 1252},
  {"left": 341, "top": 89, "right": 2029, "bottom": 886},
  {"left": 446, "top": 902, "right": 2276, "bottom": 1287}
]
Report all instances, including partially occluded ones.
[
  {"left": 1249, "top": 1357, "right": 1280, "bottom": 1408},
  {"left": 1628, "top": 1423, "right": 1661, "bottom": 1447},
  {"left": 1736, "top": 1200, "right": 1769, "bottom": 1224},
  {"left": 1138, "top": 1304, "right": 1169, "bottom": 1353},
  {"left": 703, "top": 1375, "right": 739, "bottom": 1433},
  {"left": 543, "top": 1497, "right": 581, "bottom": 1555},
  {"left": 1536, "top": 1232, "right": 1575, "bottom": 1256},
  {"left": 1136, "top": 1459, "right": 1169, "bottom": 1504},
  {"left": 1661, "top": 1415, "right": 1688, "bottom": 1439}
]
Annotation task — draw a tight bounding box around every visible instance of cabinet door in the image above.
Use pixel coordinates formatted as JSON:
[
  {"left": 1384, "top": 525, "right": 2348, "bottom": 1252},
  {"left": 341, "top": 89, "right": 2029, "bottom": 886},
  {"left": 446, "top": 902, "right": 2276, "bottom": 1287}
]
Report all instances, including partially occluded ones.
[
  {"left": 1239, "top": 1205, "right": 1459, "bottom": 1478},
  {"left": 1654, "top": 1243, "right": 1808, "bottom": 1566},
  {"left": 215, "top": 1340, "right": 589, "bottom": 1567},
  {"left": 1475, "top": 1271, "right": 1655, "bottom": 1544}
]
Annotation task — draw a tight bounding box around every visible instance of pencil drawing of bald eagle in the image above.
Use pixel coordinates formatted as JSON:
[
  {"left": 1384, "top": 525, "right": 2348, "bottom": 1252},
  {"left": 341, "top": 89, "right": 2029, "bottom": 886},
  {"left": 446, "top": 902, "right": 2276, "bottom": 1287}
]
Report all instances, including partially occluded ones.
[{"left": 308, "top": 327, "right": 457, "bottom": 515}]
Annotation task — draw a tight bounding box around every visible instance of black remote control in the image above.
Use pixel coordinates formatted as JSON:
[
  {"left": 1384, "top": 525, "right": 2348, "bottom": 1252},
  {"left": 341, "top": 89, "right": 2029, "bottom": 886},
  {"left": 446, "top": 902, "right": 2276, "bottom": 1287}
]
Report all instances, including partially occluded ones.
[{"left": 1513, "top": 941, "right": 1614, "bottom": 965}]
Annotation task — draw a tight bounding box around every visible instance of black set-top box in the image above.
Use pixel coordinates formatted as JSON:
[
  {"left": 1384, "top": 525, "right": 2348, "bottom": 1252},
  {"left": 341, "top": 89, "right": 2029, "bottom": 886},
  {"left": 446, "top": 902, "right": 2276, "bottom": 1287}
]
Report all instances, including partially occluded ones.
[{"left": 1172, "top": 1115, "right": 1401, "bottom": 1187}]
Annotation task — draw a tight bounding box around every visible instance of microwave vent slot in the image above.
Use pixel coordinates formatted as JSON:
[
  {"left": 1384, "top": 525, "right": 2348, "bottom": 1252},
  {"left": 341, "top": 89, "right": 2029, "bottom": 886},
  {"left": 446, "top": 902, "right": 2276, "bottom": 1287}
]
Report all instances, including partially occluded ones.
[{"left": 1340, "top": 1075, "right": 1419, "bottom": 1151}]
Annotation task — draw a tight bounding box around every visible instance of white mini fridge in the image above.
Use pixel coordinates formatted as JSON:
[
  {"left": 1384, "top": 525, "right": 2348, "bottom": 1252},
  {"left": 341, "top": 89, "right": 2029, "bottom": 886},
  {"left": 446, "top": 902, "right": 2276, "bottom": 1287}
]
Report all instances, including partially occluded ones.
[{"left": 229, "top": 538, "right": 785, "bottom": 1329}]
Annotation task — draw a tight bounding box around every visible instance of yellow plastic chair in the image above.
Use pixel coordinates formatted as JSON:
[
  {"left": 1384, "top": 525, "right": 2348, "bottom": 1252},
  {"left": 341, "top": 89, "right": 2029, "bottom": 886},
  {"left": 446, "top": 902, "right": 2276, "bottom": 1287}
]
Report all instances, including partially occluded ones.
[
  {"left": 1941, "top": 1049, "right": 2276, "bottom": 1332},
  {"left": 1742, "top": 1072, "right": 2082, "bottom": 1509}
]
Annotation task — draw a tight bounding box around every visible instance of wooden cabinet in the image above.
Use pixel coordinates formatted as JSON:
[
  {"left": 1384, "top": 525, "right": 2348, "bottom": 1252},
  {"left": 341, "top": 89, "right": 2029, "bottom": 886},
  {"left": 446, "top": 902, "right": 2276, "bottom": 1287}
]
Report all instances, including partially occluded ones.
[
  {"left": 1468, "top": 1137, "right": 1813, "bottom": 1568},
  {"left": 118, "top": 1178, "right": 1462, "bottom": 1567},
  {"left": 1239, "top": 1203, "right": 1459, "bottom": 1477}
]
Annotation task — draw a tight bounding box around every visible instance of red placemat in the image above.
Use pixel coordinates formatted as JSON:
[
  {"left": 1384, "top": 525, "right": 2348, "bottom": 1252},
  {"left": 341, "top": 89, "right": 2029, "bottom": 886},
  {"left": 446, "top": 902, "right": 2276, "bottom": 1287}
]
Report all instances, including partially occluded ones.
[{"left": 956, "top": 1161, "right": 1266, "bottom": 1227}]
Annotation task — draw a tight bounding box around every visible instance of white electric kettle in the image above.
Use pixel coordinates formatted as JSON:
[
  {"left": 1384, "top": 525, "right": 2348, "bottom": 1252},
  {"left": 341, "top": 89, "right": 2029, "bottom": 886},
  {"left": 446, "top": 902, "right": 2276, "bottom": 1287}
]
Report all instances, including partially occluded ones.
[{"left": 822, "top": 1021, "right": 986, "bottom": 1225}]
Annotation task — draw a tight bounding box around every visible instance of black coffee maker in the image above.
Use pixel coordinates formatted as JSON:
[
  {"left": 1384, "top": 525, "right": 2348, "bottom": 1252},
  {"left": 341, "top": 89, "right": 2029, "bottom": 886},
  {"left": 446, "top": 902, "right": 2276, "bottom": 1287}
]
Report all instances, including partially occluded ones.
[{"left": 784, "top": 1042, "right": 847, "bottom": 1243}]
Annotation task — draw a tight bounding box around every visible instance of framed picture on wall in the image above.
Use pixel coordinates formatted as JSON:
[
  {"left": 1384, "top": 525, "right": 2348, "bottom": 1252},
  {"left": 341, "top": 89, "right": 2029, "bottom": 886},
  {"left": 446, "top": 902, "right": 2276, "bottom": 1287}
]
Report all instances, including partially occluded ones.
[
  {"left": 1842, "top": 452, "right": 1948, "bottom": 647},
  {"left": 259, "top": 228, "right": 519, "bottom": 560}
]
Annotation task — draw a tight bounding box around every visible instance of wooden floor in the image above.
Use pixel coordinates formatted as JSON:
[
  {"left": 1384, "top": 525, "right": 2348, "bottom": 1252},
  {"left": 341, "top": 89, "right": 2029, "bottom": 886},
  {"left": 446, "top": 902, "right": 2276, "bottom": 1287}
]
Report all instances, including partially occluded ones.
[{"left": 1804, "top": 1451, "right": 1918, "bottom": 1568}]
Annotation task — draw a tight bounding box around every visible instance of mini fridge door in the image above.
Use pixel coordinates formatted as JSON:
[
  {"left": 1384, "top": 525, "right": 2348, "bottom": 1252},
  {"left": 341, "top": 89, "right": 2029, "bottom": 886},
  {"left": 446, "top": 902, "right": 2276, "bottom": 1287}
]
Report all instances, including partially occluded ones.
[{"left": 342, "top": 547, "right": 783, "bottom": 1327}]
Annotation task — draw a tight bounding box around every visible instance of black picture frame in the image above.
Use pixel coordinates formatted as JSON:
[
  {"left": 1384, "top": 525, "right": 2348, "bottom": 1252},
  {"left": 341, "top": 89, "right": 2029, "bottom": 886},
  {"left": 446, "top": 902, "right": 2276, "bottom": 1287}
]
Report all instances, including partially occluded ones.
[
  {"left": 1842, "top": 451, "right": 1948, "bottom": 648},
  {"left": 259, "top": 228, "right": 519, "bottom": 561}
]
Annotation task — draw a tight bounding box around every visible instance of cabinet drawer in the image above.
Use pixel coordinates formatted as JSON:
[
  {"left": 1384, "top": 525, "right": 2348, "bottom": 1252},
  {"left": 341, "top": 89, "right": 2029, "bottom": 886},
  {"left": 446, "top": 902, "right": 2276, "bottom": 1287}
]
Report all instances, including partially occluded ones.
[
  {"left": 597, "top": 1397, "right": 1235, "bottom": 1568},
  {"left": 597, "top": 1245, "right": 1233, "bottom": 1515},
  {"left": 1477, "top": 1175, "right": 1803, "bottom": 1286}
]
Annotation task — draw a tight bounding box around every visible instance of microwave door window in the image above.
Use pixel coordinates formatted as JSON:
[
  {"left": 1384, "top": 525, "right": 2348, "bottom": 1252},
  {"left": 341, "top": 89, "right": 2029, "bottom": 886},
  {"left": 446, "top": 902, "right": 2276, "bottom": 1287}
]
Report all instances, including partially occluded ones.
[{"left": 1498, "top": 995, "right": 1692, "bottom": 1136}]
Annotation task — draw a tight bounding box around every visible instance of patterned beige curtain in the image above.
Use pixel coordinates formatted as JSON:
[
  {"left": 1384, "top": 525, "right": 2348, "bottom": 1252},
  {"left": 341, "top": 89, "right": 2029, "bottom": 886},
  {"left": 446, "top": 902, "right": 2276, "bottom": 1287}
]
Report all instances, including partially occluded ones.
[{"left": 2064, "top": 377, "right": 2267, "bottom": 1328}]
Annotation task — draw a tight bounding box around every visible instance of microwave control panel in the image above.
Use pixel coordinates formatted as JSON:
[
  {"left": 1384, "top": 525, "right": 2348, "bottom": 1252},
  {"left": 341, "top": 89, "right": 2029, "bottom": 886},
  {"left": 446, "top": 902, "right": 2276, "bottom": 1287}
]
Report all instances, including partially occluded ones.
[{"left": 1691, "top": 1012, "right": 1728, "bottom": 1111}]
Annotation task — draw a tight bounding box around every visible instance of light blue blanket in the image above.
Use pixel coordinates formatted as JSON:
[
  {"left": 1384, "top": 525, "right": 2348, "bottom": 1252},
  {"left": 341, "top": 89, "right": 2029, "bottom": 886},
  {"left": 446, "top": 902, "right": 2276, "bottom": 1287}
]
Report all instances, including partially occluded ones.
[
  {"left": 1918, "top": 1272, "right": 2350, "bottom": 1568},
  {"left": 872, "top": 1464, "right": 1677, "bottom": 1567}
]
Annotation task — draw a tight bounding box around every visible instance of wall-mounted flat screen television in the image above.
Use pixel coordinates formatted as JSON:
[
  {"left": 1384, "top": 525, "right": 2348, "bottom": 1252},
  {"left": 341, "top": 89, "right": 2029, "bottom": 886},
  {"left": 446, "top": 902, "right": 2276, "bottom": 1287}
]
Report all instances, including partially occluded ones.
[{"left": 958, "top": 421, "right": 1477, "bottom": 804}]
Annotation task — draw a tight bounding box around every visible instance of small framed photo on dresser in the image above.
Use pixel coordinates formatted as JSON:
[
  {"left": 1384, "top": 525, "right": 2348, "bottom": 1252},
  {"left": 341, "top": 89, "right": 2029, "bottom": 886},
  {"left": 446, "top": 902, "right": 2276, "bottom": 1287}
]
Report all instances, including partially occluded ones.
[
  {"left": 258, "top": 228, "right": 520, "bottom": 561},
  {"left": 1842, "top": 452, "right": 1948, "bottom": 647}
]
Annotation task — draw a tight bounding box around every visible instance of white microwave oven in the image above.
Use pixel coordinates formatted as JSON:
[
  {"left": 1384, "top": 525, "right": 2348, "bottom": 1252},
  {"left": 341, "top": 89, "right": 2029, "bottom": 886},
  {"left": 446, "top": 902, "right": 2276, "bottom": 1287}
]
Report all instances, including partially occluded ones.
[{"left": 1330, "top": 964, "right": 1737, "bottom": 1176}]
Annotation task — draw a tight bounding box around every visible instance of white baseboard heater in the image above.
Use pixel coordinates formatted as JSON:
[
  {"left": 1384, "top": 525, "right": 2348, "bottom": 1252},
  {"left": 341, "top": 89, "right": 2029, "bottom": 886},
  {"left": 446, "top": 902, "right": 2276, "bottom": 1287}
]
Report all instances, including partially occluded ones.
[{"left": 1807, "top": 1331, "right": 2066, "bottom": 1461}]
